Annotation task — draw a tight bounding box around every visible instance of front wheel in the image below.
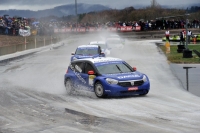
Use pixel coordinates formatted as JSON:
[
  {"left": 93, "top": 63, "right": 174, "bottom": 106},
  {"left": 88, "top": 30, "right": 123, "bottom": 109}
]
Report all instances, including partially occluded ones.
[
  {"left": 94, "top": 82, "right": 105, "bottom": 98},
  {"left": 65, "top": 79, "right": 74, "bottom": 95}
]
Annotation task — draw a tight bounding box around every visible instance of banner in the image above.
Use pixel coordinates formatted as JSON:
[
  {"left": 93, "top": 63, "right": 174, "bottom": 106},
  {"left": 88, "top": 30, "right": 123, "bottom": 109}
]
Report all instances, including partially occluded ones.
[
  {"left": 120, "top": 26, "right": 133, "bottom": 32},
  {"left": 107, "top": 27, "right": 117, "bottom": 31},
  {"left": 53, "top": 26, "right": 141, "bottom": 33},
  {"left": 133, "top": 26, "right": 141, "bottom": 31},
  {"left": 19, "top": 29, "right": 31, "bottom": 36}
]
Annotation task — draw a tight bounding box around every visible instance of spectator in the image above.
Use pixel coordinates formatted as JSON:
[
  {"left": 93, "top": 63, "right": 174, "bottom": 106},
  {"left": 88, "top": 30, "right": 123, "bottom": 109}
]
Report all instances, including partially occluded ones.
[
  {"left": 180, "top": 30, "right": 185, "bottom": 45},
  {"left": 148, "top": 22, "right": 152, "bottom": 30},
  {"left": 165, "top": 29, "right": 170, "bottom": 42},
  {"left": 187, "top": 30, "right": 192, "bottom": 44}
]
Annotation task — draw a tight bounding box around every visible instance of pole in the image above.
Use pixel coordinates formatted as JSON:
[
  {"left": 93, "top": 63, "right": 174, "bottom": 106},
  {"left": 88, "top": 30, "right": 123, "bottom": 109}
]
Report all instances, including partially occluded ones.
[
  {"left": 185, "top": 17, "right": 188, "bottom": 49},
  {"left": 51, "top": 35, "right": 52, "bottom": 44},
  {"left": 35, "top": 37, "right": 36, "bottom": 48},
  {"left": 75, "top": 0, "right": 77, "bottom": 32},
  {"left": 183, "top": 67, "right": 196, "bottom": 91},
  {"left": 186, "top": 68, "right": 189, "bottom": 91},
  {"left": 185, "top": 13, "right": 190, "bottom": 49}
]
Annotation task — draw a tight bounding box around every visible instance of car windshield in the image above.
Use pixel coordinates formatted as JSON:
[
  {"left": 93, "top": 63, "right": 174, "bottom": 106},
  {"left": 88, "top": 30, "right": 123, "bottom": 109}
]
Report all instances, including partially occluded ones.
[
  {"left": 95, "top": 62, "right": 132, "bottom": 74},
  {"left": 75, "top": 48, "right": 98, "bottom": 55}
]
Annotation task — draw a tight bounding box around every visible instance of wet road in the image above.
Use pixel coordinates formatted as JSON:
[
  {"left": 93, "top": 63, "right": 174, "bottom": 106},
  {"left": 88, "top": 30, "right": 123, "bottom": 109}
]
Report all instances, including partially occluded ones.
[
  {"left": 0, "top": 32, "right": 200, "bottom": 133},
  {"left": 170, "top": 63, "right": 200, "bottom": 97}
]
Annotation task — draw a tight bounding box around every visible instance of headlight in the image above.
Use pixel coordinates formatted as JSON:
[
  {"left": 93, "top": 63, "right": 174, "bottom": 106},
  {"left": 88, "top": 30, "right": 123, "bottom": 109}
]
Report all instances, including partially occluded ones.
[
  {"left": 143, "top": 75, "right": 147, "bottom": 82},
  {"left": 106, "top": 78, "right": 118, "bottom": 85},
  {"left": 73, "top": 57, "right": 77, "bottom": 61}
]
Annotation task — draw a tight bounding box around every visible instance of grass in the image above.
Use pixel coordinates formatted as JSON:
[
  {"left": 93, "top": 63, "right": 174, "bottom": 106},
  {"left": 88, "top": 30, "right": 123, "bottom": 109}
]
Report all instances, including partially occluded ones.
[{"left": 160, "top": 42, "right": 200, "bottom": 64}]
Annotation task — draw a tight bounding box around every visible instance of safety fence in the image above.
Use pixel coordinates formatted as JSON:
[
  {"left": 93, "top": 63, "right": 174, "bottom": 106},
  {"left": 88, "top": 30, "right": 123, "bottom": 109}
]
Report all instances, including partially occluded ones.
[
  {"left": 0, "top": 35, "right": 61, "bottom": 56},
  {"left": 54, "top": 26, "right": 141, "bottom": 33}
]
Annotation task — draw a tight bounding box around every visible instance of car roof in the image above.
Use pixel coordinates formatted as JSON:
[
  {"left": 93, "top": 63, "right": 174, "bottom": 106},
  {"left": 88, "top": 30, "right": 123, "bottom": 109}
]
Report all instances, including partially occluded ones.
[
  {"left": 108, "top": 34, "right": 120, "bottom": 37},
  {"left": 106, "top": 37, "right": 121, "bottom": 40},
  {"left": 74, "top": 57, "right": 123, "bottom": 64},
  {"left": 77, "top": 45, "right": 99, "bottom": 48},
  {"left": 89, "top": 41, "right": 106, "bottom": 45}
]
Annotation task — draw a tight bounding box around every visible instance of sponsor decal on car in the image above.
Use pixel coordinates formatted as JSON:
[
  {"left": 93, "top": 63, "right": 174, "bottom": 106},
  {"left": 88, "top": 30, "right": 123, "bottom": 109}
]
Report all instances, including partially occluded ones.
[
  {"left": 70, "top": 64, "right": 86, "bottom": 84},
  {"left": 89, "top": 75, "right": 96, "bottom": 86},
  {"left": 78, "top": 47, "right": 97, "bottom": 50},
  {"left": 94, "top": 60, "right": 122, "bottom": 64},
  {"left": 77, "top": 55, "right": 94, "bottom": 58},
  {"left": 128, "top": 87, "right": 138, "bottom": 91},
  {"left": 75, "top": 65, "right": 82, "bottom": 73},
  {"left": 117, "top": 75, "right": 140, "bottom": 79}
]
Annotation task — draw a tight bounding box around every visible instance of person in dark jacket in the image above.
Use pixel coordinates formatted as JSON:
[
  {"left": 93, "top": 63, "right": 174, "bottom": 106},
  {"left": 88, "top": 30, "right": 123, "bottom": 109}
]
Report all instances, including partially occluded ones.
[{"left": 180, "top": 30, "right": 185, "bottom": 45}]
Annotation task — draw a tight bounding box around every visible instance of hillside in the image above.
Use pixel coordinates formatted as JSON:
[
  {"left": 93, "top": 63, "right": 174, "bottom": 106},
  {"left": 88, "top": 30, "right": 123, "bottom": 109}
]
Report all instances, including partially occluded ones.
[{"left": 0, "top": 3, "right": 111, "bottom": 18}]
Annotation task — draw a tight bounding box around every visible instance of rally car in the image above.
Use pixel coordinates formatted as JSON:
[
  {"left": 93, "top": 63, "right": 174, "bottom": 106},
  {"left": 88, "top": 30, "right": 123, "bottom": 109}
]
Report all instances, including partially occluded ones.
[
  {"left": 89, "top": 41, "right": 111, "bottom": 55},
  {"left": 70, "top": 45, "right": 105, "bottom": 61},
  {"left": 106, "top": 36, "right": 125, "bottom": 49},
  {"left": 64, "top": 57, "right": 150, "bottom": 98}
]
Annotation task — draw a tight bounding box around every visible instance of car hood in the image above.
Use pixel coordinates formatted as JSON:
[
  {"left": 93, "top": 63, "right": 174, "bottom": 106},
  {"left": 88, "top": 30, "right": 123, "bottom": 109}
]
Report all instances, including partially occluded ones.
[{"left": 102, "top": 71, "right": 143, "bottom": 81}]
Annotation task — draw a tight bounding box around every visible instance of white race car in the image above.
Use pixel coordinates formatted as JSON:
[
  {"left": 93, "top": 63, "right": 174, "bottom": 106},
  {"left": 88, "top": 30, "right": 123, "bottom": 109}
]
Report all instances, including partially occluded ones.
[
  {"left": 89, "top": 41, "right": 111, "bottom": 55},
  {"left": 106, "top": 37, "right": 124, "bottom": 49}
]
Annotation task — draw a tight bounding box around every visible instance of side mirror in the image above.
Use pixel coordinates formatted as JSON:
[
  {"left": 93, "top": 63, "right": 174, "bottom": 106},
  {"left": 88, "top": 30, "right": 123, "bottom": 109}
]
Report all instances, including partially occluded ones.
[
  {"left": 101, "top": 52, "right": 105, "bottom": 55},
  {"left": 133, "top": 67, "right": 137, "bottom": 71},
  {"left": 88, "top": 70, "right": 95, "bottom": 75},
  {"left": 71, "top": 52, "right": 75, "bottom": 55}
]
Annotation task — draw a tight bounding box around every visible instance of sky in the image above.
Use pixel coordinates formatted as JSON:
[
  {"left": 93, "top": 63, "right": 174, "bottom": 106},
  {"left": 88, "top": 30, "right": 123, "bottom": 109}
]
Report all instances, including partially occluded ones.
[{"left": 0, "top": 0, "right": 199, "bottom": 11}]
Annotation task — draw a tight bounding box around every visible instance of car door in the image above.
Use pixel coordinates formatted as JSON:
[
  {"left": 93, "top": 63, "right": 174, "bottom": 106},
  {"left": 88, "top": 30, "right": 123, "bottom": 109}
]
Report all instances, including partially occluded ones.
[
  {"left": 79, "top": 62, "right": 96, "bottom": 91},
  {"left": 72, "top": 61, "right": 87, "bottom": 90}
]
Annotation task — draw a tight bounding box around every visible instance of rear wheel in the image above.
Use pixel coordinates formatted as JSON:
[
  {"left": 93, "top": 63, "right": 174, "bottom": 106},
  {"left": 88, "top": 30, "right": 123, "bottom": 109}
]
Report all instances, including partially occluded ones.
[
  {"left": 65, "top": 79, "right": 74, "bottom": 95},
  {"left": 94, "top": 82, "right": 105, "bottom": 98}
]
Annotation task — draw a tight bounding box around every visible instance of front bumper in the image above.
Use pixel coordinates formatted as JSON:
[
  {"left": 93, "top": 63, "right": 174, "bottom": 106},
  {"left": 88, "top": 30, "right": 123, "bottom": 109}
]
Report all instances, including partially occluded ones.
[{"left": 103, "top": 81, "right": 150, "bottom": 97}]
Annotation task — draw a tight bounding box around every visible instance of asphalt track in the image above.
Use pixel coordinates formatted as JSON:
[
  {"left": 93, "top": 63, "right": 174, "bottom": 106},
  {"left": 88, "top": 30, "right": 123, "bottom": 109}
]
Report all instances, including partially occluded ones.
[{"left": 0, "top": 32, "right": 200, "bottom": 133}]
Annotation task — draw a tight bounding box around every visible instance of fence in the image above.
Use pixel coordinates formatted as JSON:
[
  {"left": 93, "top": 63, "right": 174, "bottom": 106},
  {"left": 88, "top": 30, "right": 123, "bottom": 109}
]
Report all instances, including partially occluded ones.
[
  {"left": 54, "top": 26, "right": 141, "bottom": 33},
  {"left": 0, "top": 35, "right": 61, "bottom": 56}
]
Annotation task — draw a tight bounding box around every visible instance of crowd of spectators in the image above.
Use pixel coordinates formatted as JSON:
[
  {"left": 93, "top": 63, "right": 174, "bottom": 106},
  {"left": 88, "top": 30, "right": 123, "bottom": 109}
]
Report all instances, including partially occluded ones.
[
  {"left": 0, "top": 14, "right": 200, "bottom": 36},
  {"left": 37, "top": 19, "right": 200, "bottom": 33},
  {"left": 0, "top": 15, "right": 32, "bottom": 36},
  {"left": 115, "top": 19, "right": 200, "bottom": 31}
]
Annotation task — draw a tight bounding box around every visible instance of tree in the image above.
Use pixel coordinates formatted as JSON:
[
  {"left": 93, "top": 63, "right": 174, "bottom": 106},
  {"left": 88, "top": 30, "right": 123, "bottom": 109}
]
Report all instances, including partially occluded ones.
[{"left": 151, "top": 0, "right": 160, "bottom": 8}]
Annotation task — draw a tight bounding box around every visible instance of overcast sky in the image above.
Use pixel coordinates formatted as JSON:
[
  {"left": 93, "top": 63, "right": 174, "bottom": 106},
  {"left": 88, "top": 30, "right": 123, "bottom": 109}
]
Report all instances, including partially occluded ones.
[{"left": 0, "top": 0, "right": 199, "bottom": 11}]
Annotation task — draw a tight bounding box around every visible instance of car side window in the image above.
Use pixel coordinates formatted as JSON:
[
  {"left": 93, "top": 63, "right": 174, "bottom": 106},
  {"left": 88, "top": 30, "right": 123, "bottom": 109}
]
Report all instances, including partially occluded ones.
[
  {"left": 74, "top": 62, "right": 85, "bottom": 73},
  {"left": 84, "top": 63, "right": 95, "bottom": 74}
]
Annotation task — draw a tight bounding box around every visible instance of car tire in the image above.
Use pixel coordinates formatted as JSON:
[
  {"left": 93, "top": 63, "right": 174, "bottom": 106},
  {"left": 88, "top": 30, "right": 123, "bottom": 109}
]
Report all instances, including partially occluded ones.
[
  {"left": 65, "top": 79, "right": 74, "bottom": 95},
  {"left": 94, "top": 82, "right": 105, "bottom": 98}
]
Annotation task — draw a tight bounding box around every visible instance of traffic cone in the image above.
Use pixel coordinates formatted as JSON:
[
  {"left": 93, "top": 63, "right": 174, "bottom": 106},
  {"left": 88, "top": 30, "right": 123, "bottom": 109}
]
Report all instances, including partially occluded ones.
[
  {"left": 193, "top": 37, "right": 196, "bottom": 44},
  {"left": 165, "top": 40, "right": 170, "bottom": 53}
]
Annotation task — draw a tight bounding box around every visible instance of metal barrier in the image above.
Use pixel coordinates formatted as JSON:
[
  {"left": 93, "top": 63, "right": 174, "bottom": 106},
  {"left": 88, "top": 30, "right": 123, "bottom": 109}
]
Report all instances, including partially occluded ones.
[{"left": 0, "top": 35, "right": 60, "bottom": 56}]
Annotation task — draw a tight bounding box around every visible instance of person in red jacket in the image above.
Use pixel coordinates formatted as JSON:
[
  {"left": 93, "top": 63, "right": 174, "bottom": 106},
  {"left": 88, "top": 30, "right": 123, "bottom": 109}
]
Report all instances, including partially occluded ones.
[{"left": 165, "top": 29, "right": 170, "bottom": 41}]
